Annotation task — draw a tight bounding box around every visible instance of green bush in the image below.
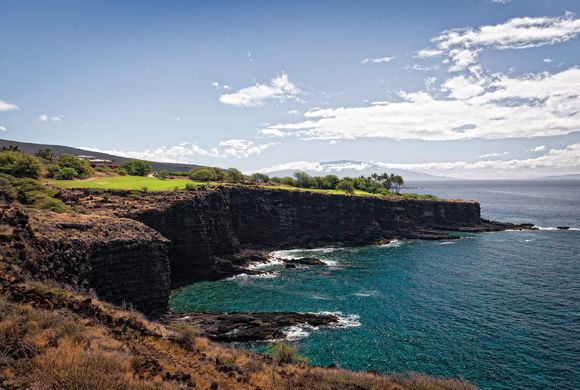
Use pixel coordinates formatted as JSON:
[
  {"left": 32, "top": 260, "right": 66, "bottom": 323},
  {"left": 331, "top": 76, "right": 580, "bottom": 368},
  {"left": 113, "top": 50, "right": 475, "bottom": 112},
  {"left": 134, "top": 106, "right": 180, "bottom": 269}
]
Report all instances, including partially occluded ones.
[
  {"left": 0, "top": 173, "right": 67, "bottom": 211},
  {"left": 0, "top": 174, "right": 18, "bottom": 202},
  {"left": 54, "top": 154, "right": 93, "bottom": 179},
  {"left": 336, "top": 179, "right": 355, "bottom": 194},
  {"left": 0, "top": 151, "right": 43, "bottom": 179},
  {"left": 294, "top": 171, "right": 316, "bottom": 188},
  {"left": 267, "top": 342, "right": 309, "bottom": 364},
  {"left": 184, "top": 183, "right": 196, "bottom": 191},
  {"left": 55, "top": 167, "right": 78, "bottom": 180},
  {"left": 189, "top": 168, "right": 217, "bottom": 182},
  {"left": 118, "top": 160, "right": 151, "bottom": 176}
]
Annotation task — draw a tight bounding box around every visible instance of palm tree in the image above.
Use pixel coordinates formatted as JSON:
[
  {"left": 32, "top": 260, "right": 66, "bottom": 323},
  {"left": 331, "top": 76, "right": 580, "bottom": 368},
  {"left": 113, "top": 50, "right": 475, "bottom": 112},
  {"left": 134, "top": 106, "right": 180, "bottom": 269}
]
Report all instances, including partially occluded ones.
[{"left": 391, "top": 175, "right": 404, "bottom": 193}]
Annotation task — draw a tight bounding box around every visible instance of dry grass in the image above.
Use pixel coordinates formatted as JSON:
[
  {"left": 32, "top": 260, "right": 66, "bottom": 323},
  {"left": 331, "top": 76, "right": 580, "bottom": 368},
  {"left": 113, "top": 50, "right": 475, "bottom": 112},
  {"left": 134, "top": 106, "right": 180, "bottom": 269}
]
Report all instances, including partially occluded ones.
[{"left": 0, "top": 290, "right": 477, "bottom": 390}]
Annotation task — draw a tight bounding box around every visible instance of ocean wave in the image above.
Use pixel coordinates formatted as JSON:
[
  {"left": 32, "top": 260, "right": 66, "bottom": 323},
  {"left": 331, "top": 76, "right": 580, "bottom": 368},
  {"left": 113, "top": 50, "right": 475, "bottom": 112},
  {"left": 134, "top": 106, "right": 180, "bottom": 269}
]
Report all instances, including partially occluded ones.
[
  {"left": 535, "top": 226, "right": 580, "bottom": 231},
  {"left": 283, "top": 325, "right": 314, "bottom": 340},
  {"left": 311, "top": 311, "right": 362, "bottom": 329},
  {"left": 246, "top": 258, "right": 285, "bottom": 270},
  {"left": 439, "top": 241, "right": 456, "bottom": 245},
  {"left": 376, "top": 239, "right": 403, "bottom": 248},
  {"left": 270, "top": 248, "right": 339, "bottom": 267},
  {"left": 226, "top": 271, "right": 279, "bottom": 280}
]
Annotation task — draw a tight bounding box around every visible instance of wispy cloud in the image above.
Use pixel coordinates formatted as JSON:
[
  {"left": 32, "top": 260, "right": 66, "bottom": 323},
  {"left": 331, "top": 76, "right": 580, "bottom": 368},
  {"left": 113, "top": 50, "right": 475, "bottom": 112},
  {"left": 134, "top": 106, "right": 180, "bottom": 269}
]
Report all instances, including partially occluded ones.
[
  {"left": 420, "top": 13, "right": 580, "bottom": 72},
  {"left": 543, "top": 58, "right": 554, "bottom": 63},
  {"left": 531, "top": 145, "right": 546, "bottom": 152},
  {"left": 361, "top": 56, "right": 395, "bottom": 64},
  {"left": 80, "top": 139, "right": 274, "bottom": 163},
  {"left": 39, "top": 113, "right": 63, "bottom": 122},
  {"left": 0, "top": 126, "right": 7, "bottom": 132},
  {"left": 219, "top": 73, "right": 302, "bottom": 107},
  {"left": 211, "top": 81, "right": 231, "bottom": 90},
  {"left": 479, "top": 151, "right": 509, "bottom": 158},
  {"left": 0, "top": 100, "right": 18, "bottom": 112}
]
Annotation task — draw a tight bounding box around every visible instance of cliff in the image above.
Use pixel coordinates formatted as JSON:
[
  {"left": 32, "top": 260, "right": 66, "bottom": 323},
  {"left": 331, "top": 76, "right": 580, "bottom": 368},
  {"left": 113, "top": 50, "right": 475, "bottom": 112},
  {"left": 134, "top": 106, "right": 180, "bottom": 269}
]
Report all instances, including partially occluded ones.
[
  {"left": 56, "top": 186, "right": 526, "bottom": 286},
  {"left": 0, "top": 205, "right": 170, "bottom": 317}
]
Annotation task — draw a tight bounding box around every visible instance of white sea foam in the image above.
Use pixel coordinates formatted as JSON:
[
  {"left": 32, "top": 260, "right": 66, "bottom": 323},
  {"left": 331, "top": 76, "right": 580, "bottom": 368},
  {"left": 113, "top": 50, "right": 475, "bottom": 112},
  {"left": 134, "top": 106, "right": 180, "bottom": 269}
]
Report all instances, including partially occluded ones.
[
  {"left": 270, "top": 248, "right": 339, "bottom": 267},
  {"left": 535, "top": 226, "right": 580, "bottom": 231},
  {"left": 246, "top": 258, "right": 285, "bottom": 270},
  {"left": 376, "top": 239, "right": 402, "bottom": 248},
  {"left": 283, "top": 325, "right": 314, "bottom": 340},
  {"left": 439, "top": 241, "right": 456, "bottom": 245},
  {"left": 227, "top": 271, "right": 279, "bottom": 280},
  {"left": 311, "top": 311, "right": 362, "bottom": 329}
]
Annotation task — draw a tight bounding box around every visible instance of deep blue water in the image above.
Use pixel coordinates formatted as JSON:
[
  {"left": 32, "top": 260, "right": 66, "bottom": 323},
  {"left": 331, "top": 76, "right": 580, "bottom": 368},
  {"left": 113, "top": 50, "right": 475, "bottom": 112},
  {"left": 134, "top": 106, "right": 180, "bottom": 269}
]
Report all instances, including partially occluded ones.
[{"left": 170, "top": 180, "right": 580, "bottom": 390}]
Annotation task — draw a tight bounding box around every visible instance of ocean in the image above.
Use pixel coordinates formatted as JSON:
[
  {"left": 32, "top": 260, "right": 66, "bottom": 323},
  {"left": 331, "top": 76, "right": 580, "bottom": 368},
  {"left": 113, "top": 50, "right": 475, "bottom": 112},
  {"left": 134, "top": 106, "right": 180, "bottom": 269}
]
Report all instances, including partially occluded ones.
[{"left": 170, "top": 180, "right": 580, "bottom": 390}]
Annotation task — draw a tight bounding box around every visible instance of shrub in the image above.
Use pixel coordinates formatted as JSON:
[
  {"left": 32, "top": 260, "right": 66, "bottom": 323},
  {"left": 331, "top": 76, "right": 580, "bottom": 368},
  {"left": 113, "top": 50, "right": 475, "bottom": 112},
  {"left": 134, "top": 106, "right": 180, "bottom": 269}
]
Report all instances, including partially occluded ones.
[
  {"left": 118, "top": 160, "right": 152, "bottom": 176},
  {"left": 189, "top": 168, "right": 217, "bottom": 182},
  {"left": 267, "top": 342, "right": 309, "bottom": 364},
  {"left": 336, "top": 179, "right": 355, "bottom": 194},
  {"left": 280, "top": 176, "right": 295, "bottom": 186},
  {"left": 0, "top": 151, "right": 43, "bottom": 178},
  {"left": 55, "top": 154, "right": 93, "bottom": 179},
  {"left": 35, "top": 148, "right": 54, "bottom": 162},
  {"left": 184, "top": 183, "right": 196, "bottom": 191},
  {"left": 155, "top": 171, "right": 170, "bottom": 180},
  {"left": 55, "top": 167, "right": 78, "bottom": 180},
  {"left": 0, "top": 173, "right": 17, "bottom": 202}
]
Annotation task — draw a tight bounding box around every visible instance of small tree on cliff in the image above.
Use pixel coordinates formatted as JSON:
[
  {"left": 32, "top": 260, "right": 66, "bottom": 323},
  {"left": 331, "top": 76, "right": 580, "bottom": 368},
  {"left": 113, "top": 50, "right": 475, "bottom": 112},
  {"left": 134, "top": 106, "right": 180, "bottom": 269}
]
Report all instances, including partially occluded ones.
[{"left": 336, "top": 179, "right": 355, "bottom": 195}]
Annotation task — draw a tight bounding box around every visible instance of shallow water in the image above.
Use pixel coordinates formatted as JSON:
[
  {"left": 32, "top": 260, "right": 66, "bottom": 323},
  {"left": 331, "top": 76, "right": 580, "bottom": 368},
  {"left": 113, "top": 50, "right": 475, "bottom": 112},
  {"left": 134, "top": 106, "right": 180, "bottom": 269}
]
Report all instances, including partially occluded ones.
[{"left": 171, "top": 180, "right": 580, "bottom": 390}]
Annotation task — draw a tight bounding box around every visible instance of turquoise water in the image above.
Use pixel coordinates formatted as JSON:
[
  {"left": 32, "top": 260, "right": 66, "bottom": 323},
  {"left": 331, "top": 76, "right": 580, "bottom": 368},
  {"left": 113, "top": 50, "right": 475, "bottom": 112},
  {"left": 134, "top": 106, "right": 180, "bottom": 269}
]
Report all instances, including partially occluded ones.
[{"left": 170, "top": 181, "right": 580, "bottom": 390}]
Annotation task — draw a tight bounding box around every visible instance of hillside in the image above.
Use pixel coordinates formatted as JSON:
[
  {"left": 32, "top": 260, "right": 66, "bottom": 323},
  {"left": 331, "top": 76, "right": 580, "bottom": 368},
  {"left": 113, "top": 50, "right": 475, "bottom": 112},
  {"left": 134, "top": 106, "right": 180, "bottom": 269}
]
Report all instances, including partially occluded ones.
[{"left": 0, "top": 138, "right": 201, "bottom": 172}]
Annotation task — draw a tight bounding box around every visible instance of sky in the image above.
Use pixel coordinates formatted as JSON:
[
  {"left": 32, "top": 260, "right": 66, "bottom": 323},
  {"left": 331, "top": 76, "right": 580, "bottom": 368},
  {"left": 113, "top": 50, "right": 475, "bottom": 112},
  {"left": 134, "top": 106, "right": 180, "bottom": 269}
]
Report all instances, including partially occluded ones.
[{"left": 1, "top": 0, "right": 580, "bottom": 179}]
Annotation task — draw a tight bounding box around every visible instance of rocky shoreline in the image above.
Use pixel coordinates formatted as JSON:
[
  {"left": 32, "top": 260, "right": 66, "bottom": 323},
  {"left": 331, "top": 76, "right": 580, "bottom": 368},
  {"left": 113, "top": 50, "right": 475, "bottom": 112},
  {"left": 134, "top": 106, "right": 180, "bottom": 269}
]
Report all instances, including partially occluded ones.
[{"left": 165, "top": 311, "right": 341, "bottom": 342}]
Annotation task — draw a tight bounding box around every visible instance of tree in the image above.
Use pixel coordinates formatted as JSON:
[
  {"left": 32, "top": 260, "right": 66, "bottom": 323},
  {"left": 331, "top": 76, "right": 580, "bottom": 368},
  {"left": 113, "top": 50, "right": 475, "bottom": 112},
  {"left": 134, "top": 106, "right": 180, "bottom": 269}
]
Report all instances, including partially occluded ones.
[
  {"left": 0, "top": 145, "right": 21, "bottom": 152},
  {"left": 391, "top": 175, "right": 404, "bottom": 193},
  {"left": 336, "top": 179, "right": 355, "bottom": 194},
  {"left": 0, "top": 151, "right": 43, "bottom": 179},
  {"left": 189, "top": 168, "right": 217, "bottom": 182},
  {"left": 35, "top": 148, "right": 54, "bottom": 162},
  {"left": 55, "top": 154, "right": 94, "bottom": 179},
  {"left": 250, "top": 173, "right": 270, "bottom": 183},
  {"left": 225, "top": 168, "right": 244, "bottom": 182},
  {"left": 322, "top": 174, "right": 340, "bottom": 189},
  {"left": 118, "top": 160, "right": 152, "bottom": 176},
  {"left": 294, "top": 171, "right": 315, "bottom": 188},
  {"left": 280, "top": 176, "right": 295, "bottom": 186}
]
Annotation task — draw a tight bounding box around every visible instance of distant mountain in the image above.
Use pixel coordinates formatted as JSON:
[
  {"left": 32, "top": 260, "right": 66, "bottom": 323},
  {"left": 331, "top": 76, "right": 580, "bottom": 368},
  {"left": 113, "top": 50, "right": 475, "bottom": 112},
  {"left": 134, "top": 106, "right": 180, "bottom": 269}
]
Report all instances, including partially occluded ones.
[
  {"left": 0, "top": 138, "right": 201, "bottom": 172},
  {"left": 536, "top": 173, "right": 580, "bottom": 180},
  {"left": 265, "top": 160, "right": 452, "bottom": 181}
]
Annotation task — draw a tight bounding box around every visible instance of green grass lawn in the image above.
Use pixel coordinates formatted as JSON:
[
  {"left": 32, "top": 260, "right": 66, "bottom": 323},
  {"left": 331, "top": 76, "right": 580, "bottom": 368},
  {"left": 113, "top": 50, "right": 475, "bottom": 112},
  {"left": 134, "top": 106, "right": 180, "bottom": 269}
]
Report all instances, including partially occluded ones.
[
  {"left": 46, "top": 176, "right": 439, "bottom": 200},
  {"left": 46, "top": 176, "right": 207, "bottom": 190}
]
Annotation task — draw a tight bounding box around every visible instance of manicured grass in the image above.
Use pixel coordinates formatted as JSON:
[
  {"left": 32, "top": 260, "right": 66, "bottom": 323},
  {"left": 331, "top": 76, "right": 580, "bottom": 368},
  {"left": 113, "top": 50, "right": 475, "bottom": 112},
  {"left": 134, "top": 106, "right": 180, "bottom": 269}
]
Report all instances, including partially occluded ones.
[
  {"left": 46, "top": 176, "right": 439, "bottom": 200},
  {"left": 46, "top": 176, "right": 207, "bottom": 191}
]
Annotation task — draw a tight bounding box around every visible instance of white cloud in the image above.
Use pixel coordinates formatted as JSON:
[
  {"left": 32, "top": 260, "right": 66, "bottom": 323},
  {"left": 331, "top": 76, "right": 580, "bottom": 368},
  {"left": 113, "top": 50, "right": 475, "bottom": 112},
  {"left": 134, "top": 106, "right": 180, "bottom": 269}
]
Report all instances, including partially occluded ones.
[
  {"left": 215, "top": 139, "right": 274, "bottom": 158},
  {"left": 490, "top": 0, "right": 512, "bottom": 4},
  {"left": 219, "top": 73, "right": 302, "bottom": 107},
  {"left": 441, "top": 75, "right": 485, "bottom": 99},
  {"left": 39, "top": 113, "right": 63, "bottom": 122},
  {"left": 257, "top": 143, "right": 580, "bottom": 179},
  {"left": 0, "top": 100, "right": 18, "bottom": 112},
  {"left": 416, "top": 49, "right": 444, "bottom": 58},
  {"left": 0, "top": 126, "right": 6, "bottom": 132},
  {"left": 286, "top": 109, "right": 300, "bottom": 115},
  {"left": 211, "top": 81, "right": 231, "bottom": 90},
  {"left": 361, "top": 56, "right": 395, "bottom": 64},
  {"left": 80, "top": 139, "right": 274, "bottom": 163},
  {"left": 479, "top": 152, "right": 509, "bottom": 158},
  {"left": 421, "top": 13, "right": 580, "bottom": 71},
  {"left": 543, "top": 58, "right": 554, "bottom": 63},
  {"left": 531, "top": 145, "right": 546, "bottom": 152},
  {"left": 259, "top": 67, "right": 580, "bottom": 141},
  {"left": 424, "top": 77, "right": 437, "bottom": 89},
  {"left": 242, "top": 51, "right": 254, "bottom": 62},
  {"left": 374, "top": 143, "right": 580, "bottom": 179}
]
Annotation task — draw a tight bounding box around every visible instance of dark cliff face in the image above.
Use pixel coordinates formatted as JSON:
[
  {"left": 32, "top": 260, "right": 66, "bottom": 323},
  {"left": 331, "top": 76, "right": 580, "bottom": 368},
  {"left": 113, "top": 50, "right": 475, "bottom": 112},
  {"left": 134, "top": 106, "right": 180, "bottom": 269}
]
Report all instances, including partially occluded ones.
[
  {"left": 57, "top": 187, "right": 484, "bottom": 285},
  {"left": 0, "top": 206, "right": 170, "bottom": 317}
]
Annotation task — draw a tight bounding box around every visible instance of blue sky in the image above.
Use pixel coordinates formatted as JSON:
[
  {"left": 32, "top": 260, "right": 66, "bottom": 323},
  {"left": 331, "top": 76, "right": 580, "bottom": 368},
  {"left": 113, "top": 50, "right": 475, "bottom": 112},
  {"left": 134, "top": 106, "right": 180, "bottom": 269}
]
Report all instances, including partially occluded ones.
[{"left": 1, "top": 0, "right": 580, "bottom": 178}]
